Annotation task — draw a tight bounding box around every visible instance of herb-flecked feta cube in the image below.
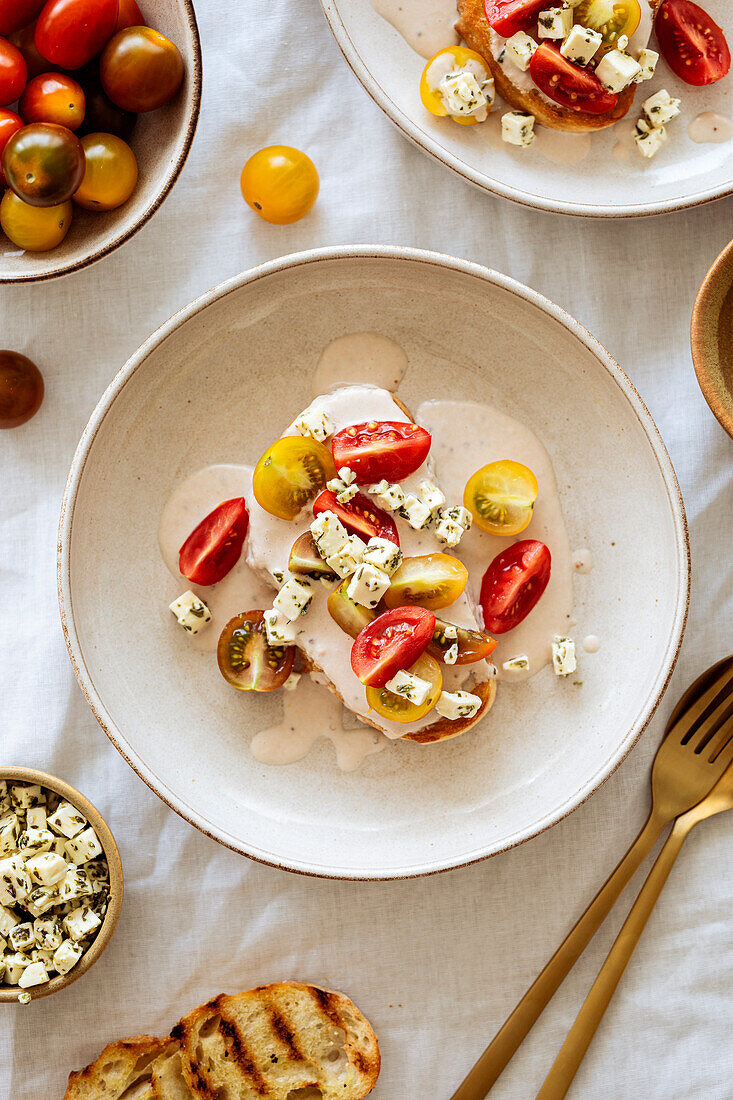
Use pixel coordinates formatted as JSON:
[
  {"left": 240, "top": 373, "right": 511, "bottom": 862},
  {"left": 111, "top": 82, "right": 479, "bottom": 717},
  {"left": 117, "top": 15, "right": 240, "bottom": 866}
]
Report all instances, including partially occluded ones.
[
  {"left": 64, "top": 827, "right": 103, "bottom": 867},
  {"left": 537, "top": 7, "right": 573, "bottom": 38},
  {"left": 502, "top": 655, "right": 530, "bottom": 671},
  {"left": 400, "top": 495, "right": 432, "bottom": 530},
  {"left": 47, "top": 802, "right": 87, "bottom": 840},
  {"left": 435, "top": 690, "right": 482, "bottom": 720},
  {"left": 282, "top": 672, "right": 301, "bottom": 692},
  {"left": 326, "top": 535, "right": 366, "bottom": 579},
  {"left": 293, "top": 407, "right": 333, "bottom": 442},
  {"left": 0, "top": 814, "right": 18, "bottom": 857},
  {"left": 63, "top": 905, "right": 102, "bottom": 943},
  {"left": 311, "top": 510, "right": 350, "bottom": 560},
  {"left": 34, "top": 917, "right": 63, "bottom": 951},
  {"left": 595, "top": 49, "right": 641, "bottom": 92},
  {"left": 444, "top": 644, "right": 459, "bottom": 665},
  {"left": 385, "top": 669, "right": 432, "bottom": 706},
  {"left": 505, "top": 30, "right": 538, "bottom": 70},
  {"left": 501, "top": 111, "right": 536, "bottom": 147},
  {"left": 273, "top": 576, "right": 315, "bottom": 621},
  {"left": 0, "top": 903, "right": 20, "bottom": 938},
  {"left": 642, "top": 88, "right": 681, "bottom": 127},
  {"left": 361, "top": 537, "right": 402, "bottom": 576},
  {"left": 53, "top": 939, "right": 83, "bottom": 975},
  {"left": 11, "top": 785, "right": 44, "bottom": 811},
  {"left": 635, "top": 119, "right": 668, "bottom": 158},
  {"left": 263, "top": 609, "right": 297, "bottom": 646},
  {"left": 368, "top": 480, "right": 405, "bottom": 512},
  {"left": 552, "top": 635, "right": 577, "bottom": 676},
  {"left": 9, "top": 921, "right": 35, "bottom": 952},
  {"left": 560, "top": 23, "right": 602, "bottom": 65},
  {"left": 25, "top": 807, "right": 47, "bottom": 831},
  {"left": 3, "top": 952, "right": 31, "bottom": 985},
  {"left": 18, "top": 960, "right": 49, "bottom": 988},
  {"left": 24, "top": 886, "right": 60, "bottom": 917},
  {"left": 633, "top": 47, "right": 659, "bottom": 82},
  {"left": 25, "top": 852, "right": 67, "bottom": 886},
  {"left": 417, "top": 481, "right": 447, "bottom": 513},
  {"left": 17, "top": 828, "right": 54, "bottom": 857},
  {"left": 169, "top": 590, "right": 212, "bottom": 635},
  {"left": 57, "top": 867, "right": 92, "bottom": 904},
  {"left": 0, "top": 856, "right": 31, "bottom": 906},
  {"left": 346, "top": 563, "right": 392, "bottom": 608}
]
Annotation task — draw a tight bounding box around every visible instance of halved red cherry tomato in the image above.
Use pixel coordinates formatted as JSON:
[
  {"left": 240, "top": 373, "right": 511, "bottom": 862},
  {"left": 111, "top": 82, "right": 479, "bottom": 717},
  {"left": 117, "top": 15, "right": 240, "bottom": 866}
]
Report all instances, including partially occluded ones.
[
  {"left": 115, "top": 0, "right": 144, "bottom": 33},
  {"left": 0, "top": 109, "right": 23, "bottom": 183},
  {"left": 480, "top": 539, "right": 551, "bottom": 634},
  {"left": 351, "top": 606, "right": 436, "bottom": 687},
  {"left": 0, "top": 38, "right": 27, "bottom": 106},
  {"left": 655, "top": 0, "right": 730, "bottom": 86},
  {"left": 331, "top": 421, "right": 431, "bottom": 482},
  {"left": 313, "top": 489, "right": 400, "bottom": 545},
  {"left": 0, "top": 0, "right": 46, "bottom": 35},
  {"left": 35, "top": 0, "right": 118, "bottom": 70},
  {"left": 217, "top": 610, "right": 295, "bottom": 693},
  {"left": 530, "top": 43, "right": 618, "bottom": 113},
  {"left": 179, "top": 498, "right": 249, "bottom": 586},
  {"left": 485, "top": 0, "right": 547, "bottom": 35},
  {"left": 20, "top": 73, "right": 86, "bottom": 129}
]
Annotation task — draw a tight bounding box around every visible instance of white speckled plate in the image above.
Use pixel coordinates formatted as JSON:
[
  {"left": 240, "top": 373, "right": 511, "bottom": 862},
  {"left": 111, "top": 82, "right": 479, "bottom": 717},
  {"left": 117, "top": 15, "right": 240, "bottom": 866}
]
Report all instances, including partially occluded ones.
[
  {"left": 58, "top": 248, "right": 689, "bottom": 878},
  {"left": 320, "top": 0, "right": 732, "bottom": 216}
]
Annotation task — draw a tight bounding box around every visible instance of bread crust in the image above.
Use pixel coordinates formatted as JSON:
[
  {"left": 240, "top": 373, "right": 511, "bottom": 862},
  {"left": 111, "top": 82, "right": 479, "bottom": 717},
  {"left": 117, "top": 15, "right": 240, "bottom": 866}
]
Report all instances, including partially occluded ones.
[
  {"left": 64, "top": 1035, "right": 177, "bottom": 1099},
  {"left": 456, "top": 0, "right": 636, "bottom": 132}
]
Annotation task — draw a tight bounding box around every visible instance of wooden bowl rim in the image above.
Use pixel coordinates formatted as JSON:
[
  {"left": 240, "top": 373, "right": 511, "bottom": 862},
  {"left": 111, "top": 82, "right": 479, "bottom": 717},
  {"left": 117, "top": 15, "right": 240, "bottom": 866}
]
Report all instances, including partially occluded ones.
[{"left": 691, "top": 237, "right": 733, "bottom": 440}]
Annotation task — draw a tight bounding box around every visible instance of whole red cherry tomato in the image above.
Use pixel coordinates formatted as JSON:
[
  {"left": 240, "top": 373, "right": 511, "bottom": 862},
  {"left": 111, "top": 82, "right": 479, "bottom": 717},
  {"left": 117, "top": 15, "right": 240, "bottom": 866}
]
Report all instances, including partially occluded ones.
[
  {"left": 101, "top": 26, "right": 183, "bottom": 112},
  {"left": 312, "top": 489, "right": 400, "bottom": 545},
  {"left": 2, "top": 122, "right": 85, "bottom": 206},
  {"left": 20, "top": 72, "right": 85, "bottom": 129},
  {"left": 351, "top": 606, "right": 436, "bottom": 687},
  {"left": 9, "top": 23, "right": 50, "bottom": 80},
  {"left": 331, "top": 421, "right": 432, "bottom": 482},
  {"left": 35, "top": 0, "right": 119, "bottom": 70},
  {"left": 485, "top": 0, "right": 547, "bottom": 35},
  {"left": 0, "top": 38, "right": 27, "bottom": 106},
  {"left": 115, "top": 0, "right": 144, "bottom": 32},
  {"left": 530, "top": 43, "right": 618, "bottom": 114},
  {"left": 0, "top": 351, "right": 44, "bottom": 429},
  {"left": 179, "top": 498, "right": 249, "bottom": 586},
  {"left": 480, "top": 540, "right": 551, "bottom": 634},
  {"left": 0, "top": 108, "right": 22, "bottom": 183},
  {"left": 655, "top": 0, "right": 730, "bottom": 86},
  {"left": 0, "top": 0, "right": 46, "bottom": 36}
]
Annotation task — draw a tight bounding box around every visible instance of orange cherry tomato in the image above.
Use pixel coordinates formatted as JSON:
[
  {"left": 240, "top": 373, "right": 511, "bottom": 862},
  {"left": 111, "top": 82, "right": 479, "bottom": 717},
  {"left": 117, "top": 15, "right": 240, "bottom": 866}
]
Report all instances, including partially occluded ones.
[
  {"left": 101, "top": 26, "right": 184, "bottom": 112},
  {"left": 2, "top": 122, "right": 85, "bottom": 206},
  {"left": 20, "top": 72, "right": 85, "bottom": 129},
  {"left": 0, "top": 350, "right": 44, "bottom": 428},
  {"left": 241, "top": 146, "right": 319, "bottom": 225},
  {"left": 115, "top": 0, "right": 145, "bottom": 33},
  {"left": 0, "top": 190, "right": 72, "bottom": 250},
  {"left": 0, "top": 108, "right": 23, "bottom": 184},
  {"left": 0, "top": 36, "right": 27, "bottom": 106},
  {"left": 74, "top": 132, "right": 137, "bottom": 210}
]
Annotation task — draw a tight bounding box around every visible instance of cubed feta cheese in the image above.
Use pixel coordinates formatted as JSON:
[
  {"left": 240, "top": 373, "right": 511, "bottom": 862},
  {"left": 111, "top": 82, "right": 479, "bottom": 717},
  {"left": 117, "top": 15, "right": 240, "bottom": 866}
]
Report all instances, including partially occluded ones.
[
  {"left": 282, "top": 672, "right": 301, "bottom": 692},
  {"left": 346, "top": 563, "right": 392, "bottom": 608},
  {"left": 361, "top": 537, "right": 402, "bottom": 576},
  {"left": 435, "top": 690, "right": 483, "bottom": 720},
  {"left": 0, "top": 814, "right": 18, "bottom": 857},
  {"left": 595, "top": 49, "right": 641, "bottom": 92},
  {"left": 0, "top": 904, "right": 20, "bottom": 938},
  {"left": 34, "top": 917, "right": 63, "bottom": 951},
  {"left": 439, "top": 67, "right": 494, "bottom": 120},
  {"left": 633, "top": 47, "right": 659, "bottom": 82},
  {"left": 443, "top": 624, "right": 458, "bottom": 640},
  {"left": 293, "top": 407, "right": 333, "bottom": 442},
  {"left": 537, "top": 7, "right": 573, "bottom": 38},
  {"left": 326, "top": 535, "right": 367, "bottom": 579},
  {"left": 3, "top": 952, "right": 31, "bottom": 985},
  {"left": 53, "top": 939, "right": 83, "bottom": 975},
  {"left": 17, "top": 828, "right": 54, "bottom": 857},
  {"left": 433, "top": 518, "right": 464, "bottom": 548},
  {"left": 18, "top": 960, "right": 49, "bottom": 988},
  {"left": 9, "top": 921, "right": 35, "bottom": 952},
  {"left": 273, "top": 576, "right": 315, "bottom": 620},
  {"left": 444, "top": 644, "right": 459, "bottom": 665},
  {"left": 642, "top": 88, "right": 681, "bottom": 127},
  {"left": 0, "top": 856, "right": 31, "bottom": 906},
  {"left": 417, "top": 481, "right": 447, "bottom": 513},
  {"left": 560, "top": 24, "right": 602, "bottom": 65},
  {"left": 326, "top": 472, "right": 359, "bottom": 504},
  {"left": 57, "top": 868, "right": 92, "bottom": 904},
  {"left": 338, "top": 467, "right": 357, "bottom": 485},
  {"left": 25, "top": 807, "right": 46, "bottom": 830},
  {"left": 400, "top": 495, "right": 432, "bottom": 530},
  {"left": 502, "top": 655, "right": 530, "bottom": 671},
  {"left": 311, "top": 510, "right": 350, "bottom": 560},
  {"left": 505, "top": 30, "right": 538, "bottom": 71},
  {"left": 47, "top": 802, "right": 87, "bottom": 840},
  {"left": 384, "top": 669, "right": 432, "bottom": 706},
  {"left": 169, "top": 590, "right": 212, "bottom": 635},
  {"left": 25, "top": 852, "right": 67, "bottom": 886},
  {"left": 11, "top": 785, "right": 44, "bottom": 811},
  {"left": 634, "top": 119, "right": 668, "bottom": 158},
  {"left": 501, "top": 111, "right": 536, "bottom": 147},
  {"left": 368, "top": 480, "right": 405, "bottom": 512},
  {"left": 552, "top": 635, "right": 577, "bottom": 675},
  {"left": 24, "top": 886, "right": 60, "bottom": 918},
  {"left": 63, "top": 905, "right": 102, "bottom": 943},
  {"left": 336, "top": 483, "right": 358, "bottom": 504},
  {"left": 263, "top": 609, "right": 297, "bottom": 646}
]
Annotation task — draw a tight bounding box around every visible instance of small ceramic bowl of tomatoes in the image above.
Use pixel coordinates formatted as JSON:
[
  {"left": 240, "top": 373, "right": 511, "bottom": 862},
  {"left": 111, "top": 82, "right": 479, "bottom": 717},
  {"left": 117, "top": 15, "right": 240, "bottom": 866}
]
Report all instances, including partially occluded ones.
[{"left": 0, "top": 0, "right": 201, "bottom": 282}]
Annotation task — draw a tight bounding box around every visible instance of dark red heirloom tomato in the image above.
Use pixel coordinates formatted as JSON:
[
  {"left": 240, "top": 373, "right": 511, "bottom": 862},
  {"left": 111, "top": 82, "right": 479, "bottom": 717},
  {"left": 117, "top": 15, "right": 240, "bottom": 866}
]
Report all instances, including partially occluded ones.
[
  {"left": 77, "top": 74, "right": 135, "bottom": 141},
  {"left": 312, "top": 489, "right": 400, "bottom": 545},
  {"left": 20, "top": 72, "right": 85, "bottom": 129},
  {"left": 114, "top": 0, "right": 144, "bottom": 33},
  {"left": 0, "top": 0, "right": 45, "bottom": 36},
  {"left": 0, "top": 351, "right": 44, "bottom": 429},
  {"left": 217, "top": 611, "right": 295, "bottom": 693},
  {"left": 530, "top": 43, "right": 618, "bottom": 113},
  {"left": 331, "top": 421, "right": 431, "bottom": 482},
  {"left": 101, "top": 26, "right": 183, "bottom": 112},
  {"left": 35, "top": 0, "right": 119, "bottom": 70},
  {"left": 351, "top": 606, "right": 436, "bottom": 687},
  {"left": 9, "top": 23, "right": 50, "bottom": 81},
  {"left": 655, "top": 0, "right": 730, "bottom": 86},
  {"left": 485, "top": 0, "right": 547, "bottom": 35},
  {"left": 480, "top": 539, "right": 551, "bottom": 634},
  {"left": 0, "top": 108, "right": 23, "bottom": 183},
  {"left": 179, "top": 498, "right": 249, "bottom": 586},
  {"left": 2, "top": 122, "right": 85, "bottom": 206},
  {"left": 0, "top": 38, "right": 27, "bottom": 106}
]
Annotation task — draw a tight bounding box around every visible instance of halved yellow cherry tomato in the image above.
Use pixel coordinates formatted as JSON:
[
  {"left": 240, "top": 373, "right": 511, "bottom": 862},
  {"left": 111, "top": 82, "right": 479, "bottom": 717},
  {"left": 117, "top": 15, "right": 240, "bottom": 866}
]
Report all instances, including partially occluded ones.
[
  {"left": 383, "top": 553, "right": 468, "bottom": 611},
  {"left": 575, "top": 0, "right": 641, "bottom": 49},
  {"left": 240, "top": 146, "right": 319, "bottom": 225},
  {"left": 420, "top": 46, "right": 491, "bottom": 127},
  {"left": 367, "top": 653, "right": 443, "bottom": 724},
  {"left": 463, "top": 460, "right": 538, "bottom": 537},
  {"left": 253, "top": 436, "right": 336, "bottom": 521}
]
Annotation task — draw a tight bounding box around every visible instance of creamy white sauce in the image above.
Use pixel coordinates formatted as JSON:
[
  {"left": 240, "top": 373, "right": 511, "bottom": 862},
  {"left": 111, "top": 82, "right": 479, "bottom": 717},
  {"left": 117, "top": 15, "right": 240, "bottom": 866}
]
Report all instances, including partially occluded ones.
[
  {"left": 370, "top": 0, "right": 458, "bottom": 59},
  {"left": 535, "top": 129, "right": 592, "bottom": 165},
  {"left": 582, "top": 634, "right": 600, "bottom": 653},
  {"left": 688, "top": 112, "right": 733, "bottom": 144},
  {"left": 573, "top": 547, "right": 593, "bottom": 574},
  {"left": 313, "top": 333, "right": 408, "bottom": 396}
]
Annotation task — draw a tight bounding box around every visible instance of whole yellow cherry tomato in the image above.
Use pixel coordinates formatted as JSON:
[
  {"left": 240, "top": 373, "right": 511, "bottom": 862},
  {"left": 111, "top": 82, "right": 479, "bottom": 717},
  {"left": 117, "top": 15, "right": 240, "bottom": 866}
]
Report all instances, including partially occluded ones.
[
  {"left": 0, "top": 190, "right": 72, "bottom": 250},
  {"left": 240, "top": 146, "right": 319, "bottom": 225},
  {"left": 464, "top": 460, "right": 539, "bottom": 536},
  {"left": 367, "top": 653, "right": 443, "bottom": 725},
  {"left": 420, "top": 45, "right": 493, "bottom": 127},
  {"left": 74, "top": 133, "right": 138, "bottom": 212}
]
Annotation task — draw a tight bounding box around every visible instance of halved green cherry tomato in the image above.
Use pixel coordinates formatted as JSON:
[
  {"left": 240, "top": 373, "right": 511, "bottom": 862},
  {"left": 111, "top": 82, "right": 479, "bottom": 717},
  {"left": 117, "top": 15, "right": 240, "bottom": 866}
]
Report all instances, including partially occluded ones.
[
  {"left": 480, "top": 539, "right": 551, "bottom": 634},
  {"left": 464, "top": 459, "right": 538, "bottom": 537},
  {"left": 101, "top": 26, "right": 184, "bottom": 112},
  {"left": 351, "top": 606, "right": 436, "bottom": 687},
  {"left": 9, "top": 23, "right": 50, "bottom": 81},
  {"left": 0, "top": 37, "right": 27, "bottom": 106},
  {"left": 0, "top": 109, "right": 23, "bottom": 184},
  {"left": 655, "top": 0, "right": 730, "bottom": 86},
  {"left": 420, "top": 45, "right": 492, "bottom": 126},
  {"left": 289, "top": 531, "right": 338, "bottom": 581},
  {"left": 74, "top": 132, "right": 137, "bottom": 210},
  {"left": 529, "top": 43, "right": 618, "bottom": 114},
  {"left": 178, "top": 498, "right": 249, "bottom": 586},
  {"left": 2, "top": 122, "right": 85, "bottom": 207},
  {"left": 327, "top": 579, "right": 375, "bottom": 639},
  {"left": 253, "top": 437, "right": 336, "bottom": 521},
  {"left": 115, "top": 0, "right": 145, "bottom": 33},
  {"left": 20, "top": 73, "right": 86, "bottom": 129},
  {"left": 312, "top": 489, "right": 399, "bottom": 545},
  {"left": 428, "top": 617, "right": 497, "bottom": 665},
  {"left": 485, "top": 0, "right": 547, "bottom": 36},
  {"left": 0, "top": 189, "right": 71, "bottom": 249},
  {"left": 0, "top": 350, "right": 44, "bottom": 429},
  {"left": 241, "top": 146, "right": 319, "bottom": 225},
  {"left": 0, "top": 0, "right": 46, "bottom": 36},
  {"left": 383, "top": 553, "right": 468, "bottom": 611},
  {"left": 331, "top": 420, "right": 431, "bottom": 482},
  {"left": 35, "top": 0, "right": 119, "bottom": 70},
  {"left": 366, "top": 652, "right": 443, "bottom": 724},
  {"left": 575, "top": 0, "right": 641, "bottom": 49},
  {"left": 217, "top": 610, "right": 295, "bottom": 692}
]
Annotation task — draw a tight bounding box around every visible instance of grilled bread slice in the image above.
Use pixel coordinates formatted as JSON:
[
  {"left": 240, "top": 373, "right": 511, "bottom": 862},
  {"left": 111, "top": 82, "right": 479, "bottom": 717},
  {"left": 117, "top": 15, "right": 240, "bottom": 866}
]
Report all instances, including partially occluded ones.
[
  {"left": 456, "top": 0, "right": 637, "bottom": 132},
  {"left": 172, "top": 982, "right": 380, "bottom": 1100},
  {"left": 64, "top": 1036, "right": 180, "bottom": 1100},
  {"left": 151, "top": 1049, "right": 197, "bottom": 1098}
]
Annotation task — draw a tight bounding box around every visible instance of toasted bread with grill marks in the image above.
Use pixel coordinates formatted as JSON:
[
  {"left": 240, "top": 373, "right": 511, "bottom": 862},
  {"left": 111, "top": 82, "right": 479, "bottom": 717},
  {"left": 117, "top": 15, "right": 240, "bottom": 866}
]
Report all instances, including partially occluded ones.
[
  {"left": 456, "top": 0, "right": 637, "bottom": 132},
  {"left": 64, "top": 1035, "right": 180, "bottom": 1100},
  {"left": 173, "top": 982, "right": 380, "bottom": 1100}
]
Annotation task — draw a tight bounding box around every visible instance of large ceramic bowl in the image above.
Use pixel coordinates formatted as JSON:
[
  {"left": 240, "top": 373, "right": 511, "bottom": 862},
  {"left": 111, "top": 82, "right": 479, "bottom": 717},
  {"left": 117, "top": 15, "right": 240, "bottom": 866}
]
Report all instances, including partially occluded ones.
[
  {"left": 0, "top": 1, "right": 201, "bottom": 284},
  {"left": 58, "top": 248, "right": 689, "bottom": 879}
]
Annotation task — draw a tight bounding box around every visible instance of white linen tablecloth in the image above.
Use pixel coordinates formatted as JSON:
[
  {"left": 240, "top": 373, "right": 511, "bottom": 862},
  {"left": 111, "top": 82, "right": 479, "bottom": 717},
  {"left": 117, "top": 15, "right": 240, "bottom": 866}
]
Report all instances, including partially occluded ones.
[{"left": 1, "top": 1, "right": 732, "bottom": 1095}]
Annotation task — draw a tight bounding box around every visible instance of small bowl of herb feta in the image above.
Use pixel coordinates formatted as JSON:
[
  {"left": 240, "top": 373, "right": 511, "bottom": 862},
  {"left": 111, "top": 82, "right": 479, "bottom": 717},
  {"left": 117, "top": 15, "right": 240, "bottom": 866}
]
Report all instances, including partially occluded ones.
[{"left": 0, "top": 767, "right": 122, "bottom": 1004}]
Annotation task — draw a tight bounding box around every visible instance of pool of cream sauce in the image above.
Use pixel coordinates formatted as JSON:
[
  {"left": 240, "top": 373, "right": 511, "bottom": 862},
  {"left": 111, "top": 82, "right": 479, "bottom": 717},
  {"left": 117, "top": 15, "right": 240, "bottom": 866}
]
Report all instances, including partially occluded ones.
[
  {"left": 313, "top": 332, "right": 407, "bottom": 395},
  {"left": 370, "top": 0, "right": 459, "bottom": 58},
  {"left": 688, "top": 113, "right": 733, "bottom": 144}
]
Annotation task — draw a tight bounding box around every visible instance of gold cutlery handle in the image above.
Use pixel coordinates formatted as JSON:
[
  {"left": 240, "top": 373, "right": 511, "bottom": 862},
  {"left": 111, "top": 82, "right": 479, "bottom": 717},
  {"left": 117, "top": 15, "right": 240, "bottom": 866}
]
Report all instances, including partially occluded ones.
[
  {"left": 450, "top": 811, "right": 665, "bottom": 1100},
  {"left": 535, "top": 815, "right": 694, "bottom": 1099}
]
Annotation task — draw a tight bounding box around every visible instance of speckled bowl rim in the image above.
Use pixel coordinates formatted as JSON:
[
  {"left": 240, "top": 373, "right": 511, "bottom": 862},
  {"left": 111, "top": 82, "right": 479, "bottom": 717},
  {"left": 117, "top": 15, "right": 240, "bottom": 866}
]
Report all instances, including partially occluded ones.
[
  {"left": 318, "top": 0, "right": 732, "bottom": 218},
  {"left": 0, "top": 1, "right": 202, "bottom": 285},
  {"left": 0, "top": 766, "right": 123, "bottom": 1003},
  {"left": 691, "top": 237, "right": 733, "bottom": 440},
  {"left": 57, "top": 246, "right": 691, "bottom": 880}
]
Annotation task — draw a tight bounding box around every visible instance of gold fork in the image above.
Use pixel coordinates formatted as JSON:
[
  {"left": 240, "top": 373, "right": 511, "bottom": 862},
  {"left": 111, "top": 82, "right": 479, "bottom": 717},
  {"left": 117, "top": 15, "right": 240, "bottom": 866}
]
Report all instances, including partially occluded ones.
[
  {"left": 450, "top": 656, "right": 733, "bottom": 1100},
  {"left": 537, "top": 693, "right": 733, "bottom": 1097}
]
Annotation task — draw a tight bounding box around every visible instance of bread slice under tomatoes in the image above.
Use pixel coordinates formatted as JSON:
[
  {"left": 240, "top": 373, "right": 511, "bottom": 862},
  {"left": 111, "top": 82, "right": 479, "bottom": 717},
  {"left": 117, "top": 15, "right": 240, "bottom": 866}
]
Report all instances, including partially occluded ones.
[{"left": 456, "top": 0, "right": 637, "bottom": 132}]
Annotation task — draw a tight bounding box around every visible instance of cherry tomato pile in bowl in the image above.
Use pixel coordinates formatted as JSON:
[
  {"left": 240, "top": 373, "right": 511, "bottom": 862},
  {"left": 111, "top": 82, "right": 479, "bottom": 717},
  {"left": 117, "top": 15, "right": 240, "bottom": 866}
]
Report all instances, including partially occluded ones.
[{"left": 0, "top": 0, "right": 200, "bottom": 282}]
